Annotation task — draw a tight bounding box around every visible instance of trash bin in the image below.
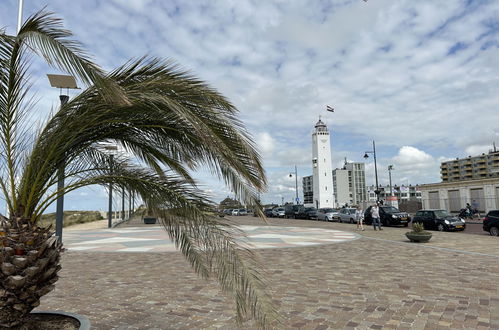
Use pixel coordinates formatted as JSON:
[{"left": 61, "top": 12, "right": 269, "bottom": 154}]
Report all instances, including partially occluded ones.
[{"left": 143, "top": 217, "right": 157, "bottom": 224}]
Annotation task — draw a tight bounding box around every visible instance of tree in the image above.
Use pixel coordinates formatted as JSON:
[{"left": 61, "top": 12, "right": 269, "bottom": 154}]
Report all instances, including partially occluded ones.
[
  {"left": 0, "top": 10, "right": 275, "bottom": 327},
  {"left": 219, "top": 197, "right": 242, "bottom": 209}
]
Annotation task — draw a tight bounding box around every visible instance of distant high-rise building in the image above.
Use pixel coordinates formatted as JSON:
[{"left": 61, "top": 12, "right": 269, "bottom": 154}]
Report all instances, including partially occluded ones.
[
  {"left": 302, "top": 175, "right": 313, "bottom": 205},
  {"left": 440, "top": 148, "right": 499, "bottom": 182},
  {"left": 333, "top": 168, "right": 349, "bottom": 206},
  {"left": 333, "top": 161, "right": 367, "bottom": 206},
  {"left": 311, "top": 118, "right": 334, "bottom": 208}
]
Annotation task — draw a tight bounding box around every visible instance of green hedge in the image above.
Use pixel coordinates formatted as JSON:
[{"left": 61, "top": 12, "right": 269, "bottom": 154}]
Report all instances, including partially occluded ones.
[{"left": 39, "top": 211, "right": 104, "bottom": 228}]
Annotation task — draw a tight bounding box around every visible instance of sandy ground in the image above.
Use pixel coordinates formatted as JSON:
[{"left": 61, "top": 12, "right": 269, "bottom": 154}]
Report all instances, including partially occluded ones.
[{"left": 64, "top": 219, "right": 109, "bottom": 231}]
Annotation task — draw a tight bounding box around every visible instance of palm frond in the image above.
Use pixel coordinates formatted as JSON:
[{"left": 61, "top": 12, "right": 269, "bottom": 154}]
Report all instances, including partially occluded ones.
[
  {"left": 2, "top": 9, "right": 274, "bottom": 327},
  {"left": 17, "top": 10, "right": 125, "bottom": 104}
]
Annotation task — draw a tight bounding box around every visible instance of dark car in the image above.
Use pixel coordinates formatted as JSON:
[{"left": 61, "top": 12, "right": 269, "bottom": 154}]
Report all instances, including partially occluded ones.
[
  {"left": 263, "top": 208, "right": 274, "bottom": 217},
  {"left": 483, "top": 210, "right": 499, "bottom": 236},
  {"left": 413, "top": 209, "right": 466, "bottom": 231},
  {"left": 364, "top": 205, "right": 410, "bottom": 227},
  {"left": 285, "top": 204, "right": 304, "bottom": 218},
  {"left": 296, "top": 207, "right": 318, "bottom": 220}
]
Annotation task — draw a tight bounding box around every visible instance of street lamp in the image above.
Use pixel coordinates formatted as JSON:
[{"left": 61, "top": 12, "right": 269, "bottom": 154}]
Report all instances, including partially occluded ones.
[
  {"left": 104, "top": 145, "right": 118, "bottom": 228},
  {"left": 47, "top": 74, "right": 78, "bottom": 243},
  {"left": 364, "top": 140, "right": 380, "bottom": 202},
  {"left": 289, "top": 165, "right": 298, "bottom": 204},
  {"left": 388, "top": 165, "right": 394, "bottom": 196}
]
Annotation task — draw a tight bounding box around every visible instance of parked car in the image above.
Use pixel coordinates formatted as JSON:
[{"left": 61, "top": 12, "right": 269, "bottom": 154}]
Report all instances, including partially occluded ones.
[
  {"left": 285, "top": 204, "right": 304, "bottom": 218},
  {"left": 238, "top": 208, "right": 248, "bottom": 216},
  {"left": 231, "top": 209, "right": 240, "bottom": 216},
  {"left": 364, "top": 205, "right": 410, "bottom": 226},
  {"left": 271, "top": 207, "right": 285, "bottom": 218},
  {"left": 412, "top": 209, "right": 466, "bottom": 231},
  {"left": 263, "top": 208, "right": 274, "bottom": 217},
  {"left": 317, "top": 208, "right": 339, "bottom": 221},
  {"left": 223, "top": 209, "right": 233, "bottom": 215},
  {"left": 296, "top": 207, "right": 318, "bottom": 220},
  {"left": 483, "top": 210, "right": 499, "bottom": 236},
  {"left": 336, "top": 208, "right": 357, "bottom": 223}
]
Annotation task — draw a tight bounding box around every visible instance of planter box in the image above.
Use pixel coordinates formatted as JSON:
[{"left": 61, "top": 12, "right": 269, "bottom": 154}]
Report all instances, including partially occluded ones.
[
  {"left": 405, "top": 232, "right": 432, "bottom": 243},
  {"left": 143, "top": 217, "right": 157, "bottom": 225}
]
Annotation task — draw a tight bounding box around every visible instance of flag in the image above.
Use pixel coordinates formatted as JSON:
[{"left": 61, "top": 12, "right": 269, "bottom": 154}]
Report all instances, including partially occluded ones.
[{"left": 326, "top": 105, "right": 334, "bottom": 112}]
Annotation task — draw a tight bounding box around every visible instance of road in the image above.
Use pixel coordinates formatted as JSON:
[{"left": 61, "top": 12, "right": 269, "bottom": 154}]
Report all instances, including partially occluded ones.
[{"left": 461, "top": 222, "right": 488, "bottom": 235}]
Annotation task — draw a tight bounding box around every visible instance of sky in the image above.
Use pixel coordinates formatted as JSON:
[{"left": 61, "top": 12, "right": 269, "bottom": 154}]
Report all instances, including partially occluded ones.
[{"left": 1, "top": 0, "right": 499, "bottom": 210}]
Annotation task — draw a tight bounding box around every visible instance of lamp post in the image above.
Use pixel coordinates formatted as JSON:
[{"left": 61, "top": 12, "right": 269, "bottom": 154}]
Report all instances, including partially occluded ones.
[
  {"left": 121, "top": 187, "right": 125, "bottom": 221},
  {"left": 388, "top": 165, "right": 394, "bottom": 196},
  {"left": 17, "top": 0, "right": 24, "bottom": 33},
  {"left": 364, "top": 140, "right": 380, "bottom": 202},
  {"left": 104, "top": 145, "right": 118, "bottom": 228},
  {"left": 289, "top": 165, "right": 298, "bottom": 204},
  {"left": 47, "top": 74, "right": 78, "bottom": 243}
]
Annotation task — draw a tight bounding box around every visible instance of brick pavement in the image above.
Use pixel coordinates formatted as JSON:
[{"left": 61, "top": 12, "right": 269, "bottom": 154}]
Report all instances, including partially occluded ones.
[{"left": 37, "top": 216, "right": 499, "bottom": 329}]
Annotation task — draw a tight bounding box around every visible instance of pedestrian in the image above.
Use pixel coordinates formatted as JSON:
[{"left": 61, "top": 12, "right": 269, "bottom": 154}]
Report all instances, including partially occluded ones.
[
  {"left": 355, "top": 205, "right": 364, "bottom": 231},
  {"left": 471, "top": 199, "right": 480, "bottom": 218},
  {"left": 371, "top": 203, "right": 382, "bottom": 230},
  {"left": 466, "top": 203, "right": 473, "bottom": 217}
]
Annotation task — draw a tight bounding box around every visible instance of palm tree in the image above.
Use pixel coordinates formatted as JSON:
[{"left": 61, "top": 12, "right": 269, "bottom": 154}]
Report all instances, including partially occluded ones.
[{"left": 0, "top": 10, "right": 275, "bottom": 328}]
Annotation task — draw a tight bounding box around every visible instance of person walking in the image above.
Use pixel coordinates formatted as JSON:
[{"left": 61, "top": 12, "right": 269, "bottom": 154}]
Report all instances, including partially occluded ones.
[
  {"left": 371, "top": 203, "right": 382, "bottom": 231},
  {"left": 466, "top": 203, "right": 473, "bottom": 217},
  {"left": 355, "top": 205, "right": 364, "bottom": 231},
  {"left": 471, "top": 200, "right": 480, "bottom": 218}
]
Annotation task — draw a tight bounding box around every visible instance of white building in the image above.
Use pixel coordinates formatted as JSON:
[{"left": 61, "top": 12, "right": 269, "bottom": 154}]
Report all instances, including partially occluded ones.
[
  {"left": 302, "top": 175, "right": 313, "bottom": 205},
  {"left": 333, "top": 168, "right": 349, "bottom": 206},
  {"left": 367, "top": 184, "right": 422, "bottom": 203},
  {"left": 312, "top": 118, "right": 335, "bottom": 208},
  {"left": 419, "top": 178, "right": 499, "bottom": 213},
  {"left": 418, "top": 148, "right": 499, "bottom": 213},
  {"left": 333, "top": 161, "right": 367, "bottom": 207}
]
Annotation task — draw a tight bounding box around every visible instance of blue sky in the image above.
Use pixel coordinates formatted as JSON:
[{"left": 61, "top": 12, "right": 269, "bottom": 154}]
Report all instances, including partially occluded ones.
[{"left": 1, "top": 0, "right": 499, "bottom": 210}]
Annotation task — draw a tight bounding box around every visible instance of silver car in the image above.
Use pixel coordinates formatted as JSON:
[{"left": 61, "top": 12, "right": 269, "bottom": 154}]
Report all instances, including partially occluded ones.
[
  {"left": 271, "top": 207, "right": 285, "bottom": 218},
  {"left": 336, "top": 208, "right": 357, "bottom": 223},
  {"left": 317, "top": 208, "right": 339, "bottom": 222}
]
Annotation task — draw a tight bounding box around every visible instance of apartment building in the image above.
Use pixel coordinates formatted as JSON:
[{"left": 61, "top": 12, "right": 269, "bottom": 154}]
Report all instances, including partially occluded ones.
[
  {"left": 441, "top": 149, "right": 499, "bottom": 182},
  {"left": 304, "top": 162, "right": 367, "bottom": 207}
]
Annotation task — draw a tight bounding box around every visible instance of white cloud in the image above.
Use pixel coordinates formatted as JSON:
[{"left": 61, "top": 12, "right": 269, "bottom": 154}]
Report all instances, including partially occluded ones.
[{"left": 2, "top": 0, "right": 499, "bottom": 208}]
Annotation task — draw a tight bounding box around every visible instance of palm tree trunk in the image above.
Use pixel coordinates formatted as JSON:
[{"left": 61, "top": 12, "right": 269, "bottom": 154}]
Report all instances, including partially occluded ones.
[{"left": 0, "top": 216, "right": 62, "bottom": 327}]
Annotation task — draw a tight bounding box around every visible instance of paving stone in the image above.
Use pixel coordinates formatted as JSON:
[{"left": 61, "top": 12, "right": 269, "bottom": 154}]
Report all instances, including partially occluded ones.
[{"left": 34, "top": 216, "right": 499, "bottom": 329}]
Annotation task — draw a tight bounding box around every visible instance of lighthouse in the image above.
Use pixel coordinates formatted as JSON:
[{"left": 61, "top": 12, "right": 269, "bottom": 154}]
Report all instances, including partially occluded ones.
[{"left": 312, "top": 118, "right": 335, "bottom": 208}]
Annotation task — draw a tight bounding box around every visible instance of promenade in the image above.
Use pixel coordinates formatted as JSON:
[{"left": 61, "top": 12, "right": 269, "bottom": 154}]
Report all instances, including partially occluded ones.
[{"left": 38, "top": 216, "right": 499, "bottom": 329}]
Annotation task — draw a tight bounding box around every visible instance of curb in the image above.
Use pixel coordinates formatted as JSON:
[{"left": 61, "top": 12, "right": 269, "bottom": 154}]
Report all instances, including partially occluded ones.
[{"left": 32, "top": 310, "right": 91, "bottom": 330}]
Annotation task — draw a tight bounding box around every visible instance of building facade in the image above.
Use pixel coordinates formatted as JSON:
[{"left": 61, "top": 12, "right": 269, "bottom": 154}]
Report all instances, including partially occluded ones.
[
  {"left": 346, "top": 162, "right": 367, "bottom": 205},
  {"left": 332, "top": 168, "right": 349, "bottom": 206},
  {"left": 419, "top": 148, "right": 499, "bottom": 213},
  {"left": 333, "top": 162, "right": 367, "bottom": 207},
  {"left": 304, "top": 162, "right": 367, "bottom": 208},
  {"left": 367, "top": 184, "right": 422, "bottom": 203},
  {"left": 440, "top": 149, "right": 499, "bottom": 182},
  {"left": 302, "top": 175, "right": 313, "bottom": 205},
  {"left": 419, "top": 178, "right": 499, "bottom": 213},
  {"left": 311, "top": 119, "right": 335, "bottom": 208}
]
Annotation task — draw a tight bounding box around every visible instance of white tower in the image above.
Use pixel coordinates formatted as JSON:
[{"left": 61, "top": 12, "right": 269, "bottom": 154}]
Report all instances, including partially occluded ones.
[{"left": 312, "top": 118, "right": 335, "bottom": 208}]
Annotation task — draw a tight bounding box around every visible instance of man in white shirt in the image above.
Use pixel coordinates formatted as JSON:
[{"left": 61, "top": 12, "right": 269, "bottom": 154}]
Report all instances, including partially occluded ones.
[{"left": 371, "top": 203, "right": 382, "bottom": 230}]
